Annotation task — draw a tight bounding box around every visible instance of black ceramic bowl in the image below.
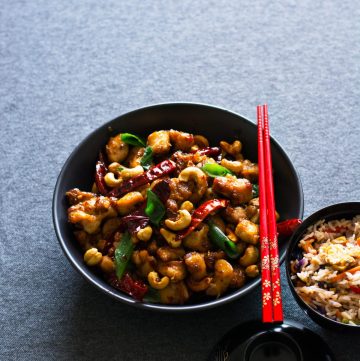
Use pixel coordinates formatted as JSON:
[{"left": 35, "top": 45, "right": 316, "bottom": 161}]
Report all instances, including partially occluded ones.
[
  {"left": 53, "top": 102, "right": 304, "bottom": 312},
  {"left": 286, "top": 202, "right": 360, "bottom": 330}
]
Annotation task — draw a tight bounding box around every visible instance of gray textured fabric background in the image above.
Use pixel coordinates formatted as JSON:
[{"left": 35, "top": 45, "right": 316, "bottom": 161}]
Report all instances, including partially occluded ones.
[{"left": 1, "top": 1, "right": 360, "bottom": 360}]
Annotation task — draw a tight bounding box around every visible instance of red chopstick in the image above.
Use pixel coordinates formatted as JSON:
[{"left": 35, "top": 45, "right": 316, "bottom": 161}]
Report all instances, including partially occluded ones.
[
  {"left": 258, "top": 104, "right": 283, "bottom": 323},
  {"left": 257, "top": 105, "right": 273, "bottom": 323}
]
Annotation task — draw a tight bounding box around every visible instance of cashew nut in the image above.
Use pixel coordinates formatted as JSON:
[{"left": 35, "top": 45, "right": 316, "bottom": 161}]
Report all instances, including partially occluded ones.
[
  {"left": 225, "top": 226, "right": 238, "bottom": 243},
  {"left": 180, "top": 200, "right": 194, "bottom": 212},
  {"left": 220, "top": 140, "right": 242, "bottom": 159},
  {"left": 206, "top": 259, "right": 234, "bottom": 297},
  {"left": 235, "top": 219, "right": 259, "bottom": 245},
  {"left": 160, "top": 228, "right": 182, "bottom": 248},
  {"left": 137, "top": 226, "right": 153, "bottom": 242},
  {"left": 239, "top": 245, "right": 259, "bottom": 267},
  {"left": 178, "top": 167, "right": 208, "bottom": 203},
  {"left": 184, "top": 252, "right": 207, "bottom": 281},
  {"left": 165, "top": 209, "right": 191, "bottom": 231},
  {"left": 147, "top": 271, "right": 170, "bottom": 290},
  {"left": 157, "top": 261, "right": 187, "bottom": 282},
  {"left": 131, "top": 250, "right": 156, "bottom": 278},
  {"left": 108, "top": 163, "right": 144, "bottom": 180},
  {"left": 187, "top": 276, "right": 212, "bottom": 292},
  {"left": 120, "top": 165, "right": 144, "bottom": 179},
  {"left": 221, "top": 158, "right": 243, "bottom": 175},
  {"left": 245, "top": 264, "right": 259, "bottom": 278},
  {"left": 104, "top": 172, "right": 122, "bottom": 188},
  {"left": 106, "top": 133, "right": 129, "bottom": 163},
  {"left": 194, "top": 134, "right": 209, "bottom": 148},
  {"left": 84, "top": 248, "right": 103, "bottom": 266},
  {"left": 100, "top": 255, "right": 115, "bottom": 273},
  {"left": 108, "top": 162, "right": 122, "bottom": 174},
  {"left": 116, "top": 192, "right": 144, "bottom": 215}
]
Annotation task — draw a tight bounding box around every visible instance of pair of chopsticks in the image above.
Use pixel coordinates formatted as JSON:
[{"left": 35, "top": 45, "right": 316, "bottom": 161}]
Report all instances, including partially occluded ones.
[{"left": 257, "top": 104, "right": 283, "bottom": 323}]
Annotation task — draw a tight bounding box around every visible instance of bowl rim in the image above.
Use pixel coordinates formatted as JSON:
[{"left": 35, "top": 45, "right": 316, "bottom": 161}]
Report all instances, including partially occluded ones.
[
  {"left": 286, "top": 201, "right": 360, "bottom": 328},
  {"left": 53, "top": 101, "right": 304, "bottom": 312}
]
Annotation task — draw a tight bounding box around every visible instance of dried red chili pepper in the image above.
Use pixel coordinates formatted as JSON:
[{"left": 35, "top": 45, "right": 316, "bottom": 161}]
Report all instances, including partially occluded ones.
[
  {"left": 95, "top": 153, "right": 109, "bottom": 196},
  {"left": 108, "top": 272, "right": 148, "bottom": 301},
  {"left": 120, "top": 205, "right": 149, "bottom": 235},
  {"left": 177, "top": 199, "right": 229, "bottom": 239},
  {"left": 350, "top": 286, "right": 360, "bottom": 294},
  {"left": 151, "top": 178, "right": 171, "bottom": 205},
  {"left": 191, "top": 146, "right": 221, "bottom": 157},
  {"left": 107, "top": 160, "right": 176, "bottom": 198},
  {"left": 277, "top": 218, "right": 302, "bottom": 237}
]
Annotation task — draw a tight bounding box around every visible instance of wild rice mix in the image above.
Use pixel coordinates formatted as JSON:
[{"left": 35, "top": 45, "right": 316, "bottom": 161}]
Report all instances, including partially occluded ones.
[{"left": 290, "top": 216, "right": 360, "bottom": 325}]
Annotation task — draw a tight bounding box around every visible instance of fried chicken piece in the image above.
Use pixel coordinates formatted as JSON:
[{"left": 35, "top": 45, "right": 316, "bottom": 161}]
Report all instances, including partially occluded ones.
[
  {"left": 68, "top": 196, "right": 117, "bottom": 234},
  {"left": 66, "top": 188, "right": 96, "bottom": 205},
  {"left": 169, "top": 130, "right": 195, "bottom": 151},
  {"left": 223, "top": 205, "right": 247, "bottom": 224},
  {"left": 147, "top": 130, "right": 171, "bottom": 155},
  {"left": 212, "top": 176, "right": 253, "bottom": 205}
]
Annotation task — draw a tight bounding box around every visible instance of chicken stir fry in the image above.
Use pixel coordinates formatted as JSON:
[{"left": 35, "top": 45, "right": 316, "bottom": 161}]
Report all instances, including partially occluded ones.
[{"left": 66, "top": 129, "right": 276, "bottom": 304}]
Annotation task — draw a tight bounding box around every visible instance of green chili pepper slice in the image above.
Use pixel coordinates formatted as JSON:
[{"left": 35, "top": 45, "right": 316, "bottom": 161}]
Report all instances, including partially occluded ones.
[
  {"left": 145, "top": 189, "right": 166, "bottom": 226},
  {"left": 202, "top": 163, "right": 234, "bottom": 177},
  {"left": 121, "top": 133, "right": 146, "bottom": 147},
  {"left": 140, "top": 146, "right": 153, "bottom": 170},
  {"left": 114, "top": 232, "right": 135, "bottom": 279},
  {"left": 208, "top": 220, "right": 240, "bottom": 259},
  {"left": 252, "top": 183, "right": 259, "bottom": 198}
]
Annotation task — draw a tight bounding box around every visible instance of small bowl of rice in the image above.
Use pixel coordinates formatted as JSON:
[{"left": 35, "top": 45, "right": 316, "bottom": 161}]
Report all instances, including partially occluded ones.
[{"left": 286, "top": 202, "right": 360, "bottom": 330}]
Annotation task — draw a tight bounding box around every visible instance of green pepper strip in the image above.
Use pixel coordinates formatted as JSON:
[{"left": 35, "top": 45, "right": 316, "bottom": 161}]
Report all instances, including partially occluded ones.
[
  {"left": 140, "top": 146, "right": 153, "bottom": 170},
  {"left": 202, "top": 163, "right": 234, "bottom": 177},
  {"left": 208, "top": 220, "right": 240, "bottom": 259},
  {"left": 121, "top": 133, "right": 146, "bottom": 147},
  {"left": 145, "top": 189, "right": 166, "bottom": 226},
  {"left": 114, "top": 232, "right": 135, "bottom": 279}
]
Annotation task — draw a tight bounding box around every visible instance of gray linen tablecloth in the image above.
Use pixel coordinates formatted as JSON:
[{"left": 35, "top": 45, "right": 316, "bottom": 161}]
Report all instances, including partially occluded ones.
[{"left": 1, "top": 1, "right": 360, "bottom": 360}]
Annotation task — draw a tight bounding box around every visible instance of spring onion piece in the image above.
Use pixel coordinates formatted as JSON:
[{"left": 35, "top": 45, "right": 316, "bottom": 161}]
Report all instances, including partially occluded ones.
[
  {"left": 114, "top": 232, "right": 135, "bottom": 279},
  {"left": 140, "top": 146, "right": 153, "bottom": 170},
  {"left": 252, "top": 183, "right": 259, "bottom": 198},
  {"left": 145, "top": 189, "right": 166, "bottom": 226},
  {"left": 121, "top": 133, "right": 146, "bottom": 147},
  {"left": 202, "top": 163, "right": 234, "bottom": 177},
  {"left": 208, "top": 220, "right": 240, "bottom": 259}
]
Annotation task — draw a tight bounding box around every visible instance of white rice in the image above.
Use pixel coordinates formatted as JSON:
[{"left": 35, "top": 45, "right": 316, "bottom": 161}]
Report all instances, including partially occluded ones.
[{"left": 290, "top": 215, "right": 360, "bottom": 324}]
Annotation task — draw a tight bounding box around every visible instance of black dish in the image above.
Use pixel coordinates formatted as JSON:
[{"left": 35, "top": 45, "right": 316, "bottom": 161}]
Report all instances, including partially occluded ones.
[
  {"left": 208, "top": 319, "right": 335, "bottom": 361},
  {"left": 286, "top": 202, "right": 360, "bottom": 330},
  {"left": 53, "top": 102, "right": 304, "bottom": 311}
]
